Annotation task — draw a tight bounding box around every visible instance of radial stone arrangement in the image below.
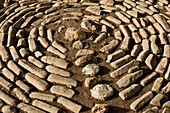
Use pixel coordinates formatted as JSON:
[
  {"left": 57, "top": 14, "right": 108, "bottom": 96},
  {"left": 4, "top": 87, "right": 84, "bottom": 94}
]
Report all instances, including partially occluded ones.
[{"left": 0, "top": 0, "right": 169, "bottom": 113}]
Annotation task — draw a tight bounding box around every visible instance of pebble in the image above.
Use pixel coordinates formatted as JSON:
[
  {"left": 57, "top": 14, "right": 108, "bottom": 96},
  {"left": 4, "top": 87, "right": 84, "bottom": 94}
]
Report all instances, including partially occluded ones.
[
  {"left": 119, "top": 84, "right": 141, "bottom": 100},
  {"left": 82, "top": 64, "right": 100, "bottom": 76},
  {"left": 29, "top": 92, "right": 55, "bottom": 102},
  {"left": 150, "top": 94, "right": 168, "bottom": 106},
  {"left": 2, "top": 105, "right": 17, "bottom": 113},
  {"left": 51, "top": 85, "right": 74, "bottom": 98},
  {"left": 130, "top": 91, "right": 154, "bottom": 111},
  {"left": 57, "top": 97, "right": 82, "bottom": 113},
  {"left": 72, "top": 41, "right": 84, "bottom": 49},
  {"left": 91, "top": 104, "right": 109, "bottom": 113},
  {"left": 90, "top": 84, "right": 114, "bottom": 100},
  {"left": 117, "top": 70, "right": 143, "bottom": 88},
  {"left": 152, "top": 77, "right": 164, "bottom": 92},
  {"left": 85, "top": 77, "right": 102, "bottom": 88},
  {"left": 32, "top": 100, "right": 60, "bottom": 113}
]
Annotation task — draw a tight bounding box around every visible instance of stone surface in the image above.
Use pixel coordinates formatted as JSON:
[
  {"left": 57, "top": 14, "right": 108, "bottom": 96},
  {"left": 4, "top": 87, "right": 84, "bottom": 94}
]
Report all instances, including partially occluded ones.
[
  {"left": 91, "top": 84, "right": 114, "bottom": 100},
  {"left": 82, "top": 64, "right": 100, "bottom": 76}
]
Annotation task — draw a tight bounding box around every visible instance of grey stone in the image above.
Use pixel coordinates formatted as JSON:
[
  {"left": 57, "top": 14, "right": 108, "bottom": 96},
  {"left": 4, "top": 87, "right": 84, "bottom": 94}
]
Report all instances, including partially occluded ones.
[
  {"left": 119, "top": 84, "right": 141, "bottom": 100},
  {"left": 82, "top": 64, "right": 100, "bottom": 76},
  {"left": 150, "top": 94, "right": 168, "bottom": 106},
  {"left": 85, "top": 77, "right": 102, "bottom": 88},
  {"left": 117, "top": 70, "right": 143, "bottom": 88},
  {"left": 91, "top": 84, "right": 114, "bottom": 100}
]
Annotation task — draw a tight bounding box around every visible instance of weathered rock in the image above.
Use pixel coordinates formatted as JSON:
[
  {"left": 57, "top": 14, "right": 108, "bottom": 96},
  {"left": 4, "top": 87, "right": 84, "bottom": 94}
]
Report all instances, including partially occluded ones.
[
  {"left": 90, "top": 84, "right": 114, "bottom": 100},
  {"left": 2, "top": 105, "right": 17, "bottom": 113},
  {"left": 85, "top": 77, "right": 102, "bottom": 88},
  {"left": 64, "top": 27, "right": 86, "bottom": 41},
  {"left": 91, "top": 104, "right": 109, "bottom": 113},
  {"left": 57, "top": 97, "right": 82, "bottom": 113},
  {"left": 119, "top": 84, "right": 141, "bottom": 100},
  {"left": 130, "top": 91, "right": 154, "bottom": 111},
  {"left": 150, "top": 94, "right": 168, "bottom": 106},
  {"left": 152, "top": 77, "right": 164, "bottom": 92},
  {"left": 117, "top": 70, "right": 143, "bottom": 88},
  {"left": 82, "top": 64, "right": 100, "bottom": 76}
]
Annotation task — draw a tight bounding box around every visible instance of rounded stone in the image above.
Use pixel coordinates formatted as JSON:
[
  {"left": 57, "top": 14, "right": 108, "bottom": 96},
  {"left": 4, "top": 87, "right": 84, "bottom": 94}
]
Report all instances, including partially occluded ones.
[
  {"left": 82, "top": 64, "right": 100, "bottom": 76},
  {"left": 72, "top": 41, "right": 84, "bottom": 49},
  {"left": 90, "top": 84, "right": 114, "bottom": 100}
]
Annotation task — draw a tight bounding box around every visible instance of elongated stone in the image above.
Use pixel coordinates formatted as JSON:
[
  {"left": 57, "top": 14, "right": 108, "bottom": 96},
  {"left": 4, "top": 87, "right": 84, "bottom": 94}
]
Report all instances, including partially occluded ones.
[
  {"left": 85, "top": 7, "right": 101, "bottom": 16},
  {"left": 110, "top": 60, "right": 140, "bottom": 78},
  {"left": 162, "top": 82, "right": 170, "bottom": 94},
  {"left": 46, "top": 65, "right": 71, "bottom": 77},
  {"left": 119, "top": 84, "right": 141, "bottom": 100},
  {"left": 100, "top": 39, "right": 119, "bottom": 53},
  {"left": 2, "top": 105, "right": 17, "bottom": 113},
  {"left": 139, "top": 28, "right": 148, "bottom": 39},
  {"left": 17, "top": 38, "right": 26, "bottom": 48},
  {"left": 115, "top": 12, "right": 130, "bottom": 23},
  {"left": 59, "top": 97, "right": 82, "bottom": 113},
  {"left": 32, "top": 100, "right": 60, "bottom": 113},
  {"left": 47, "top": 29, "right": 53, "bottom": 42},
  {"left": 21, "top": 16, "right": 36, "bottom": 28},
  {"left": 142, "top": 39, "right": 150, "bottom": 51},
  {"left": 76, "top": 49, "right": 94, "bottom": 58},
  {"left": 114, "top": 29, "right": 122, "bottom": 40},
  {"left": 34, "top": 51, "right": 43, "bottom": 58},
  {"left": 120, "top": 36, "right": 132, "bottom": 51},
  {"left": 52, "top": 41, "right": 67, "bottom": 53},
  {"left": 165, "top": 64, "right": 170, "bottom": 80},
  {"left": 128, "top": 66, "right": 139, "bottom": 73},
  {"left": 147, "top": 25, "right": 156, "bottom": 35},
  {"left": 117, "top": 70, "right": 143, "bottom": 88},
  {"left": 28, "top": 56, "right": 45, "bottom": 69},
  {"left": 111, "top": 55, "right": 132, "bottom": 68},
  {"left": 151, "top": 42, "right": 160, "bottom": 54},
  {"left": 127, "top": 10, "right": 138, "bottom": 18},
  {"left": 159, "top": 33, "right": 168, "bottom": 45},
  {"left": 131, "top": 45, "right": 141, "bottom": 57},
  {"left": 18, "top": 59, "right": 48, "bottom": 78},
  {"left": 152, "top": 77, "right": 164, "bottom": 92},
  {"left": 0, "top": 76, "right": 13, "bottom": 90},
  {"left": 153, "top": 23, "right": 165, "bottom": 34},
  {"left": 163, "top": 45, "right": 170, "bottom": 58},
  {"left": 106, "top": 50, "right": 125, "bottom": 63},
  {"left": 0, "top": 32, "right": 4, "bottom": 46},
  {"left": 153, "top": 14, "right": 170, "bottom": 32},
  {"left": 0, "top": 90, "right": 17, "bottom": 106},
  {"left": 0, "top": 46, "right": 10, "bottom": 62},
  {"left": 75, "top": 55, "right": 93, "bottom": 66},
  {"left": 25, "top": 73, "right": 49, "bottom": 91},
  {"left": 12, "top": 88, "right": 30, "bottom": 103},
  {"left": 28, "top": 27, "right": 37, "bottom": 39},
  {"left": 132, "top": 18, "right": 141, "bottom": 28},
  {"left": 100, "top": 20, "right": 115, "bottom": 29},
  {"left": 163, "top": 101, "right": 170, "bottom": 108},
  {"left": 136, "top": 5, "right": 154, "bottom": 15},
  {"left": 132, "top": 32, "right": 141, "bottom": 44},
  {"left": 7, "top": 26, "right": 16, "bottom": 47},
  {"left": 94, "top": 33, "right": 108, "bottom": 43},
  {"left": 2, "top": 68, "right": 16, "bottom": 82},
  {"left": 37, "top": 37, "right": 49, "bottom": 48},
  {"left": 106, "top": 16, "right": 121, "bottom": 25},
  {"left": 41, "top": 56, "right": 68, "bottom": 69},
  {"left": 140, "top": 72, "right": 158, "bottom": 86},
  {"left": 145, "top": 54, "right": 157, "bottom": 70},
  {"left": 119, "top": 25, "right": 129, "bottom": 37},
  {"left": 128, "top": 24, "right": 137, "bottom": 32},
  {"left": 136, "top": 50, "right": 149, "bottom": 62},
  {"left": 29, "top": 92, "right": 55, "bottom": 102},
  {"left": 28, "top": 38, "right": 37, "bottom": 52},
  {"left": 17, "top": 103, "right": 46, "bottom": 113},
  {"left": 19, "top": 48, "right": 29, "bottom": 57},
  {"left": 7, "top": 60, "right": 22, "bottom": 76},
  {"left": 155, "top": 58, "right": 168, "bottom": 74},
  {"left": 51, "top": 85, "right": 74, "bottom": 98},
  {"left": 142, "top": 107, "right": 158, "bottom": 113},
  {"left": 130, "top": 91, "right": 154, "bottom": 111},
  {"left": 9, "top": 46, "right": 19, "bottom": 62},
  {"left": 15, "top": 80, "right": 31, "bottom": 93},
  {"left": 48, "top": 74, "right": 77, "bottom": 87}
]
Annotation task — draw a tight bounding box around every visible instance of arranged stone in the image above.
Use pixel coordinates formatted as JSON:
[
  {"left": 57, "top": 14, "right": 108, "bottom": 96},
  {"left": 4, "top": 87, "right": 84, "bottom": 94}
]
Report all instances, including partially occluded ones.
[
  {"left": 48, "top": 74, "right": 77, "bottom": 87},
  {"left": 162, "top": 108, "right": 170, "bottom": 113},
  {"left": 0, "top": 76, "right": 13, "bottom": 90},
  {"left": 57, "top": 97, "right": 82, "bottom": 113},
  {"left": 163, "top": 45, "right": 170, "bottom": 58},
  {"left": 150, "top": 94, "right": 168, "bottom": 106},
  {"left": 145, "top": 54, "right": 157, "bottom": 70},
  {"left": 155, "top": 58, "right": 168, "bottom": 74},
  {"left": 163, "top": 101, "right": 170, "bottom": 108},
  {"left": 90, "top": 84, "right": 114, "bottom": 100},
  {"left": 117, "top": 70, "right": 143, "bottom": 88},
  {"left": 15, "top": 80, "right": 31, "bottom": 93},
  {"left": 162, "top": 82, "right": 170, "bottom": 94},
  {"left": 75, "top": 55, "right": 93, "bottom": 66},
  {"left": 85, "top": 77, "right": 102, "bottom": 88},
  {"left": 165, "top": 64, "right": 170, "bottom": 80},
  {"left": 52, "top": 41, "right": 67, "bottom": 53},
  {"left": 136, "top": 50, "right": 149, "bottom": 62},
  {"left": 32, "top": 100, "right": 60, "bottom": 113},
  {"left": 94, "top": 33, "right": 108, "bottom": 43},
  {"left": 151, "top": 42, "right": 161, "bottom": 54},
  {"left": 119, "top": 84, "right": 141, "bottom": 100},
  {"left": 120, "top": 36, "right": 132, "bottom": 51},
  {"left": 47, "top": 46, "right": 66, "bottom": 59},
  {"left": 131, "top": 45, "right": 142, "bottom": 57},
  {"left": 130, "top": 91, "right": 154, "bottom": 111},
  {"left": 91, "top": 104, "right": 109, "bottom": 113},
  {"left": 50, "top": 85, "right": 75, "bottom": 98},
  {"left": 152, "top": 77, "right": 164, "bottom": 92},
  {"left": 29, "top": 92, "right": 55, "bottom": 102},
  {"left": 128, "top": 66, "right": 139, "bottom": 73},
  {"left": 100, "top": 39, "right": 119, "bottom": 53},
  {"left": 106, "top": 50, "right": 125, "bottom": 63},
  {"left": 76, "top": 49, "right": 94, "bottom": 58},
  {"left": 140, "top": 72, "right": 158, "bottom": 86},
  {"left": 82, "top": 64, "right": 100, "bottom": 76},
  {"left": 2, "top": 105, "right": 17, "bottom": 113},
  {"left": 72, "top": 41, "right": 84, "bottom": 49},
  {"left": 142, "top": 107, "right": 159, "bottom": 113}
]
